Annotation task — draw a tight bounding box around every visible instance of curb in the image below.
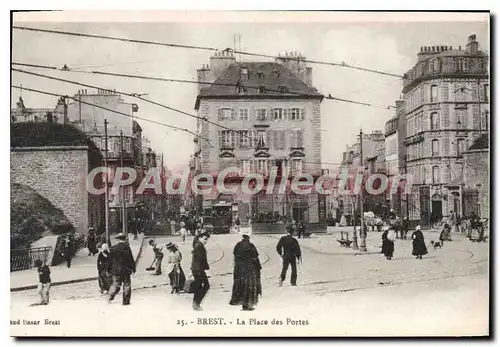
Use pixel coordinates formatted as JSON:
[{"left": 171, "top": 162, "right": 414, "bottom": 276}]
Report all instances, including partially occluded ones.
[{"left": 10, "top": 235, "right": 145, "bottom": 293}]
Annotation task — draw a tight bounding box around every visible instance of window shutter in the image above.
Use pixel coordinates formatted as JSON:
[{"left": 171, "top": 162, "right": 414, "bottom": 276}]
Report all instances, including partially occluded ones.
[
  {"left": 235, "top": 131, "right": 240, "bottom": 148},
  {"left": 217, "top": 131, "right": 222, "bottom": 148},
  {"left": 297, "top": 130, "right": 303, "bottom": 147},
  {"left": 217, "top": 108, "right": 222, "bottom": 121},
  {"left": 266, "top": 131, "right": 271, "bottom": 148},
  {"left": 443, "top": 137, "right": 450, "bottom": 156},
  {"left": 300, "top": 108, "right": 305, "bottom": 121}
]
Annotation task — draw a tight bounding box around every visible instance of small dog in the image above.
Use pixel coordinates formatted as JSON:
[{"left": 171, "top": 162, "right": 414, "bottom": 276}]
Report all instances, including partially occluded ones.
[{"left": 430, "top": 240, "right": 443, "bottom": 249}]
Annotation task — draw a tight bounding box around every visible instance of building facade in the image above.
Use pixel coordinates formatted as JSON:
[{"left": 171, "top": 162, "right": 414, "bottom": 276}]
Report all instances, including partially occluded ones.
[
  {"left": 66, "top": 89, "right": 144, "bottom": 232},
  {"left": 193, "top": 51, "right": 326, "bottom": 229},
  {"left": 402, "top": 34, "right": 489, "bottom": 226}
]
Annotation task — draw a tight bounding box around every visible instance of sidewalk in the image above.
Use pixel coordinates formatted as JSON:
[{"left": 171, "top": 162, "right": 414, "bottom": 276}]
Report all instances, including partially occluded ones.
[{"left": 10, "top": 234, "right": 146, "bottom": 292}]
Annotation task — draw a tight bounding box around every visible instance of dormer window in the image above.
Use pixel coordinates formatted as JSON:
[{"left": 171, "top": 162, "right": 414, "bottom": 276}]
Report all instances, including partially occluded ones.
[
  {"left": 241, "top": 67, "right": 248, "bottom": 79},
  {"left": 278, "top": 86, "right": 288, "bottom": 93},
  {"left": 237, "top": 85, "right": 247, "bottom": 94},
  {"left": 272, "top": 69, "right": 280, "bottom": 78}
]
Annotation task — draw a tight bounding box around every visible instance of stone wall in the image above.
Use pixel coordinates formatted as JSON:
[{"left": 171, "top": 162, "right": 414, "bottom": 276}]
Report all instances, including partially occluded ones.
[{"left": 11, "top": 146, "right": 103, "bottom": 234}]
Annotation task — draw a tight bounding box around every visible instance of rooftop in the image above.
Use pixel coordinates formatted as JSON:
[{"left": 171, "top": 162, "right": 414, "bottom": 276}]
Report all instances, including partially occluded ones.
[
  {"left": 467, "top": 133, "right": 489, "bottom": 151},
  {"left": 11, "top": 122, "right": 98, "bottom": 149},
  {"left": 195, "top": 62, "right": 323, "bottom": 109}
]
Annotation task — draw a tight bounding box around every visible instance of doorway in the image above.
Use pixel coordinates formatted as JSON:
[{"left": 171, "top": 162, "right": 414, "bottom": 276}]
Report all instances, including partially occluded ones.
[{"left": 431, "top": 200, "right": 442, "bottom": 225}]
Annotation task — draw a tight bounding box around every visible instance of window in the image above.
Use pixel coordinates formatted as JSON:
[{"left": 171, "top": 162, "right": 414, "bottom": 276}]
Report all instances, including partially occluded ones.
[
  {"left": 483, "top": 84, "right": 489, "bottom": 102},
  {"left": 239, "top": 130, "right": 250, "bottom": 148},
  {"left": 457, "top": 139, "right": 465, "bottom": 156},
  {"left": 433, "top": 59, "right": 440, "bottom": 73},
  {"left": 292, "top": 159, "right": 303, "bottom": 174},
  {"left": 291, "top": 130, "right": 303, "bottom": 148},
  {"left": 256, "top": 159, "right": 268, "bottom": 175},
  {"left": 432, "top": 166, "right": 440, "bottom": 184},
  {"left": 271, "top": 108, "right": 284, "bottom": 120},
  {"left": 430, "top": 85, "right": 438, "bottom": 103},
  {"left": 258, "top": 86, "right": 266, "bottom": 94},
  {"left": 432, "top": 139, "right": 439, "bottom": 156},
  {"left": 239, "top": 108, "right": 249, "bottom": 120},
  {"left": 237, "top": 85, "right": 247, "bottom": 94},
  {"left": 218, "top": 108, "right": 235, "bottom": 121},
  {"left": 240, "top": 160, "right": 250, "bottom": 175},
  {"left": 458, "top": 59, "right": 464, "bottom": 72},
  {"left": 219, "top": 130, "right": 235, "bottom": 148},
  {"left": 257, "top": 72, "right": 264, "bottom": 79},
  {"left": 290, "top": 108, "right": 301, "bottom": 120},
  {"left": 256, "top": 108, "right": 267, "bottom": 121},
  {"left": 278, "top": 86, "right": 288, "bottom": 93},
  {"left": 456, "top": 110, "right": 467, "bottom": 128},
  {"left": 430, "top": 112, "right": 439, "bottom": 130},
  {"left": 481, "top": 111, "right": 489, "bottom": 130},
  {"left": 256, "top": 130, "right": 267, "bottom": 147},
  {"left": 273, "top": 131, "right": 285, "bottom": 150}
]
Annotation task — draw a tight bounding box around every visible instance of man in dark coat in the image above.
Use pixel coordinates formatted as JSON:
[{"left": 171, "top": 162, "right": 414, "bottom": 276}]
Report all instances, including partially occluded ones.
[
  {"left": 191, "top": 232, "right": 210, "bottom": 311},
  {"left": 108, "top": 233, "right": 136, "bottom": 305},
  {"left": 277, "top": 227, "right": 302, "bottom": 286}
]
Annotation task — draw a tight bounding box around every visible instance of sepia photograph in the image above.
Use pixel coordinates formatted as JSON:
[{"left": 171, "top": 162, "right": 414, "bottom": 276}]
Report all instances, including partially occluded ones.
[{"left": 9, "top": 10, "right": 490, "bottom": 337}]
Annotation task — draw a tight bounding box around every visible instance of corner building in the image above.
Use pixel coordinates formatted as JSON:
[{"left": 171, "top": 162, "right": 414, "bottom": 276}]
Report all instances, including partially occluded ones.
[
  {"left": 193, "top": 51, "right": 326, "bottom": 232},
  {"left": 402, "top": 34, "right": 489, "bottom": 227}
]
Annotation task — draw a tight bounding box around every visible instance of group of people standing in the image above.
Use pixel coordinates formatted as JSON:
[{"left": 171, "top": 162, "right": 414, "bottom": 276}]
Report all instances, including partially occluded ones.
[{"left": 380, "top": 225, "right": 428, "bottom": 260}]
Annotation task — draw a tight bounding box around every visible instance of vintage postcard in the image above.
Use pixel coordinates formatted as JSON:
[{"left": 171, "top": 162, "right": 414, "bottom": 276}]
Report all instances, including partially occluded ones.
[{"left": 10, "top": 10, "right": 490, "bottom": 337}]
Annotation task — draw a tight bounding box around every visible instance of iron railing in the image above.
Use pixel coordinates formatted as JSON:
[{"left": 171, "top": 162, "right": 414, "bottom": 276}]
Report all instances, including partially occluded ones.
[{"left": 11, "top": 246, "right": 52, "bottom": 272}]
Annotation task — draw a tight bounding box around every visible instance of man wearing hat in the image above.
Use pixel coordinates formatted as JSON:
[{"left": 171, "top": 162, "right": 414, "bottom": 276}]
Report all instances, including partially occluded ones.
[
  {"left": 108, "top": 233, "right": 136, "bottom": 305},
  {"left": 276, "top": 227, "right": 302, "bottom": 287},
  {"left": 191, "top": 231, "right": 211, "bottom": 311}
]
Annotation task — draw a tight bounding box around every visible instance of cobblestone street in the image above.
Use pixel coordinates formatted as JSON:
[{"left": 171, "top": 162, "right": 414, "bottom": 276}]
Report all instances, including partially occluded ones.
[{"left": 11, "top": 229, "right": 488, "bottom": 336}]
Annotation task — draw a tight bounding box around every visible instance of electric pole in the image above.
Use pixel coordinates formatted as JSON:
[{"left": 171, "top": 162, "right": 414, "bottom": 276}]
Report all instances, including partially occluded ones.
[
  {"left": 351, "top": 197, "right": 358, "bottom": 250},
  {"left": 359, "top": 129, "right": 367, "bottom": 252},
  {"left": 104, "top": 119, "right": 110, "bottom": 246},
  {"left": 120, "top": 130, "right": 129, "bottom": 242}
]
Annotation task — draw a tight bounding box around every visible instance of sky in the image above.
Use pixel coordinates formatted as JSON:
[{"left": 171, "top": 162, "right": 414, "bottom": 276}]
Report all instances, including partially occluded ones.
[{"left": 11, "top": 12, "right": 489, "bottom": 171}]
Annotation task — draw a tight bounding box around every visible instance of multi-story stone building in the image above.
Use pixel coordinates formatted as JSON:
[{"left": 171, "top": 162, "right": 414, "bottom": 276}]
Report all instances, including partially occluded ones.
[
  {"left": 402, "top": 34, "right": 489, "bottom": 227},
  {"left": 193, "top": 51, "right": 326, "bottom": 230},
  {"left": 384, "top": 100, "right": 407, "bottom": 214},
  {"left": 337, "top": 130, "right": 385, "bottom": 223},
  {"left": 66, "top": 89, "right": 143, "bottom": 232}
]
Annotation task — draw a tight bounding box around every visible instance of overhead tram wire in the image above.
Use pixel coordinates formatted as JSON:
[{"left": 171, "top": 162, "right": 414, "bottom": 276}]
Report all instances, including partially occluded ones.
[
  {"left": 12, "top": 68, "right": 269, "bottom": 141},
  {"left": 11, "top": 85, "right": 213, "bottom": 147},
  {"left": 12, "top": 26, "right": 218, "bottom": 52},
  {"left": 12, "top": 67, "right": 397, "bottom": 148},
  {"left": 12, "top": 63, "right": 397, "bottom": 111},
  {"left": 13, "top": 26, "right": 405, "bottom": 79}
]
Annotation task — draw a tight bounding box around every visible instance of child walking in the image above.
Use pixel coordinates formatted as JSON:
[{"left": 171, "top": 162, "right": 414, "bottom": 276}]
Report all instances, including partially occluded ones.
[{"left": 34, "top": 259, "right": 51, "bottom": 305}]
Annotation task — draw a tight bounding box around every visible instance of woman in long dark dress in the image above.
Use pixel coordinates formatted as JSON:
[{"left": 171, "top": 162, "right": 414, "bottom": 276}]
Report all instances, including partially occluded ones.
[
  {"left": 166, "top": 242, "right": 186, "bottom": 294},
  {"left": 229, "top": 233, "right": 262, "bottom": 311},
  {"left": 97, "top": 243, "right": 111, "bottom": 294},
  {"left": 411, "top": 225, "right": 428, "bottom": 260},
  {"left": 381, "top": 226, "right": 395, "bottom": 260},
  {"left": 87, "top": 228, "right": 98, "bottom": 256}
]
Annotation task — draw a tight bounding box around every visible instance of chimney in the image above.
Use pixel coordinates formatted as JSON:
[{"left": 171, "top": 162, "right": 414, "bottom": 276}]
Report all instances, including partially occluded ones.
[
  {"left": 466, "top": 33, "right": 479, "bottom": 54},
  {"left": 209, "top": 50, "right": 236, "bottom": 79},
  {"left": 305, "top": 67, "right": 313, "bottom": 87},
  {"left": 197, "top": 63, "right": 213, "bottom": 95}
]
